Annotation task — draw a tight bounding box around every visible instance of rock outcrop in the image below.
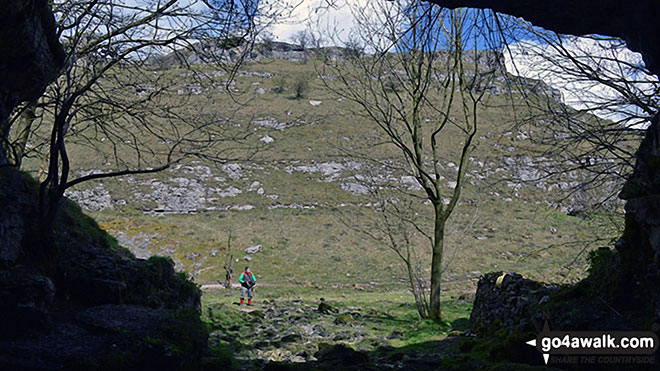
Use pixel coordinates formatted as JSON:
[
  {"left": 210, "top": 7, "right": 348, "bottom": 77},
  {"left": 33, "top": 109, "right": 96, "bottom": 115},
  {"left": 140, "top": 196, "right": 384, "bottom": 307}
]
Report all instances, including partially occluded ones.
[
  {"left": 0, "top": 0, "right": 65, "bottom": 164},
  {"left": 617, "top": 114, "right": 660, "bottom": 316},
  {"left": 0, "top": 168, "right": 207, "bottom": 369},
  {"left": 469, "top": 270, "right": 641, "bottom": 336},
  {"left": 469, "top": 273, "right": 556, "bottom": 336}
]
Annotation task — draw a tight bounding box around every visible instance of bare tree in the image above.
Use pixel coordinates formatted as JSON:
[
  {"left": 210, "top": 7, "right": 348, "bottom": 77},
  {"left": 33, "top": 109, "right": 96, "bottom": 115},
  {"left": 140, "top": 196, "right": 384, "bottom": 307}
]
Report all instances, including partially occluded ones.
[
  {"left": 222, "top": 231, "right": 235, "bottom": 288},
  {"left": 291, "top": 29, "right": 316, "bottom": 63},
  {"left": 491, "top": 18, "right": 657, "bottom": 214},
  {"left": 1, "top": 0, "right": 292, "bottom": 237},
  {"left": 336, "top": 167, "right": 432, "bottom": 318},
  {"left": 292, "top": 30, "right": 310, "bottom": 50},
  {"left": 321, "top": 0, "right": 501, "bottom": 319}
]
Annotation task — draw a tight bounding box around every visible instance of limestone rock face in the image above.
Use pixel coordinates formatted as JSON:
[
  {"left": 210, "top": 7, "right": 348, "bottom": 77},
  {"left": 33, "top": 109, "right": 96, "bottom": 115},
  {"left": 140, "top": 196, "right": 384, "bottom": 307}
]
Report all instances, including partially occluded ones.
[
  {"left": 245, "top": 245, "right": 263, "bottom": 254},
  {"left": 0, "top": 0, "right": 64, "bottom": 164}
]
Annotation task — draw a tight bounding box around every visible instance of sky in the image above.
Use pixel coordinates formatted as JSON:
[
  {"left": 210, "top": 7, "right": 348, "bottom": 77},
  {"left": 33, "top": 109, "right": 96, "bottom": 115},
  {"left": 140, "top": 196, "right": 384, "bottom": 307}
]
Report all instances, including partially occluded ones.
[
  {"left": 265, "top": 0, "right": 359, "bottom": 43},
  {"left": 264, "top": 0, "right": 659, "bottom": 126},
  {"left": 113, "top": 0, "right": 660, "bottom": 125},
  {"left": 502, "top": 37, "right": 657, "bottom": 127}
]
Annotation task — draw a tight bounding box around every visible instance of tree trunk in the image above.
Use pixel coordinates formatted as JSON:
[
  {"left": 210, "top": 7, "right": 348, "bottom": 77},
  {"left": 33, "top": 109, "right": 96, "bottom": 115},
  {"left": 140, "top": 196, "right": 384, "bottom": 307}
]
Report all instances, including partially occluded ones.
[
  {"left": 429, "top": 205, "right": 446, "bottom": 320},
  {"left": 12, "top": 101, "right": 37, "bottom": 169},
  {"left": 406, "top": 259, "right": 428, "bottom": 318}
]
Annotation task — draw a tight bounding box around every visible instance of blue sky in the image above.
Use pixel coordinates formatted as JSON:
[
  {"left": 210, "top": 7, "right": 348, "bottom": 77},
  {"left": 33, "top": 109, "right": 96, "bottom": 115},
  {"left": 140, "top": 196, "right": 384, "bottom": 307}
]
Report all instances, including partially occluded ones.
[
  {"left": 117, "top": 0, "right": 659, "bottom": 124},
  {"left": 264, "top": 0, "right": 657, "bottom": 125}
]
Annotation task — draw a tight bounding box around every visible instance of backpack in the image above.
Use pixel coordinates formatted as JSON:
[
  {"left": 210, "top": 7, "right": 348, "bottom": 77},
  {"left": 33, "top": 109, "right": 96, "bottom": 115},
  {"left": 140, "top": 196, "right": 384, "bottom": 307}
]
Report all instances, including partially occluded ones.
[{"left": 243, "top": 272, "right": 255, "bottom": 287}]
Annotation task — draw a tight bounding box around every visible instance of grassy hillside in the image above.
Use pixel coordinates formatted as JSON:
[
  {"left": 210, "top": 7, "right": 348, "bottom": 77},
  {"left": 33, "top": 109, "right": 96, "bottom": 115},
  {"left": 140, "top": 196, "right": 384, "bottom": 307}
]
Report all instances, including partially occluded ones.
[
  {"left": 11, "top": 53, "right": 633, "bottom": 367},
  {"left": 22, "top": 55, "right": 625, "bottom": 295}
]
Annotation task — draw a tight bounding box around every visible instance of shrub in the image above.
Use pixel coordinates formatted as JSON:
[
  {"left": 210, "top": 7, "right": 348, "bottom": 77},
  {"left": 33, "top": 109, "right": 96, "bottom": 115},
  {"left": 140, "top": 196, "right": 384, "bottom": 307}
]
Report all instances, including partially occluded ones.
[
  {"left": 219, "top": 35, "right": 244, "bottom": 49},
  {"left": 272, "top": 75, "right": 286, "bottom": 94},
  {"left": 586, "top": 247, "right": 621, "bottom": 300},
  {"left": 291, "top": 76, "right": 309, "bottom": 99}
]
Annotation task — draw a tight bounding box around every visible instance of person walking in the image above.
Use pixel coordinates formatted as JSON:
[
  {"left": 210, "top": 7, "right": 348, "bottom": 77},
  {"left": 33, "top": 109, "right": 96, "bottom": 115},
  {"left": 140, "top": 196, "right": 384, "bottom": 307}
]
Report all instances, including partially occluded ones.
[{"left": 238, "top": 266, "right": 256, "bottom": 305}]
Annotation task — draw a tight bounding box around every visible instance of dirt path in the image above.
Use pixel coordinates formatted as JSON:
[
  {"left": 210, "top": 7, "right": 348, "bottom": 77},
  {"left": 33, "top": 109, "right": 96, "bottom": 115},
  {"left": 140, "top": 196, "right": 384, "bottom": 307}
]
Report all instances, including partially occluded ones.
[
  {"left": 200, "top": 282, "right": 296, "bottom": 290},
  {"left": 200, "top": 278, "right": 476, "bottom": 291}
]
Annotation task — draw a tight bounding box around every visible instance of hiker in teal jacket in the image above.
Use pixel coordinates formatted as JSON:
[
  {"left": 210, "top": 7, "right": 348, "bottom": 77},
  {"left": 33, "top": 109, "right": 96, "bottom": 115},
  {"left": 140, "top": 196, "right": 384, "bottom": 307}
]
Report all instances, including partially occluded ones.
[{"left": 238, "top": 266, "right": 257, "bottom": 305}]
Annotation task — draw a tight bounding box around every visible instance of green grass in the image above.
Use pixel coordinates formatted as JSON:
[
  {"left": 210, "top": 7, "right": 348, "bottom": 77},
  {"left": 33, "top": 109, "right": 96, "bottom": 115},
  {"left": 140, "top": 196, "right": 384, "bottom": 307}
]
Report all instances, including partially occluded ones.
[
  {"left": 201, "top": 286, "right": 472, "bottom": 353},
  {"left": 13, "top": 54, "right": 632, "bottom": 366},
  {"left": 90, "top": 193, "right": 617, "bottom": 295},
  {"left": 78, "top": 55, "right": 624, "bottom": 332}
]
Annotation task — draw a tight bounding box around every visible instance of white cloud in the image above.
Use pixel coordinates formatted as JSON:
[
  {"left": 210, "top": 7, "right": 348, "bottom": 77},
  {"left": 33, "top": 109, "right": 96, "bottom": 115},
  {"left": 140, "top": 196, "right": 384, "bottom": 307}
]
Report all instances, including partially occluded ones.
[
  {"left": 504, "top": 37, "right": 658, "bottom": 128},
  {"left": 122, "top": 0, "right": 660, "bottom": 128},
  {"left": 265, "top": 0, "right": 369, "bottom": 44},
  {"left": 265, "top": 2, "right": 659, "bottom": 127}
]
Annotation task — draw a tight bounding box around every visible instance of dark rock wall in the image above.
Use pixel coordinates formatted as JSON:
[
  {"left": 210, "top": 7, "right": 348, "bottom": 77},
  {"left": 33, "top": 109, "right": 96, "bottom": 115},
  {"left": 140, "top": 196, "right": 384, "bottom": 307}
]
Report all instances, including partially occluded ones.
[
  {"left": 618, "top": 115, "right": 660, "bottom": 313},
  {"left": 469, "top": 271, "right": 642, "bottom": 337},
  {"left": 0, "top": 170, "right": 33, "bottom": 264},
  {"left": 0, "top": 0, "right": 64, "bottom": 164},
  {"left": 0, "top": 169, "right": 205, "bottom": 369}
]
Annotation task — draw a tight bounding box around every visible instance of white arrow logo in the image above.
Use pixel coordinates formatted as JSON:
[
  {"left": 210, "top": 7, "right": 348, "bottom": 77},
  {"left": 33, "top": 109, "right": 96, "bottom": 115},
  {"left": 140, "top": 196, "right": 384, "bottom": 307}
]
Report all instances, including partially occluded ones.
[{"left": 526, "top": 338, "right": 550, "bottom": 364}]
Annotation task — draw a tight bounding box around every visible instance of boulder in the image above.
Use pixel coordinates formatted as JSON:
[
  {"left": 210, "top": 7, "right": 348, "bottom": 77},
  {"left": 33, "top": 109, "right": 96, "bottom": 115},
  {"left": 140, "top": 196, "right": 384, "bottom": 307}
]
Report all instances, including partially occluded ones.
[
  {"left": 314, "top": 343, "right": 368, "bottom": 366},
  {"left": 246, "top": 245, "right": 263, "bottom": 254},
  {"left": 469, "top": 272, "right": 557, "bottom": 336},
  {"left": 318, "top": 301, "right": 338, "bottom": 314},
  {"left": 260, "top": 135, "right": 274, "bottom": 143},
  {"left": 334, "top": 313, "right": 353, "bottom": 325},
  {"left": 222, "top": 163, "right": 242, "bottom": 179}
]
